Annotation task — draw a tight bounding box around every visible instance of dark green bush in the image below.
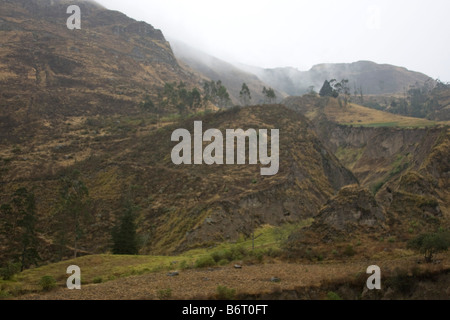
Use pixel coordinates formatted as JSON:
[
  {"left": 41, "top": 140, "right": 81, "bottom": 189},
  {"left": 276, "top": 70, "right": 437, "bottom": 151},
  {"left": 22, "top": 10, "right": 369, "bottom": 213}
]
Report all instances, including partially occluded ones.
[
  {"left": 407, "top": 231, "right": 450, "bottom": 262},
  {"left": 327, "top": 291, "right": 342, "bottom": 300},
  {"left": 39, "top": 276, "right": 57, "bottom": 292},
  {"left": 195, "top": 255, "right": 216, "bottom": 268},
  {"left": 343, "top": 245, "right": 356, "bottom": 257},
  {"left": 0, "top": 262, "right": 21, "bottom": 280},
  {"left": 93, "top": 277, "right": 103, "bottom": 284},
  {"left": 216, "top": 285, "right": 236, "bottom": 300}
]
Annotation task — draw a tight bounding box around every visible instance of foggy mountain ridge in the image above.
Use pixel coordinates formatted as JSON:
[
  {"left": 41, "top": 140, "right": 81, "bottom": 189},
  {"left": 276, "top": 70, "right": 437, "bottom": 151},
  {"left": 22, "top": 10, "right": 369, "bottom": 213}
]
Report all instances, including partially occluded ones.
[
  {"left": 170, "top": 35, "right": 433, "bottom": 100},
  {"left": 170, "top": 39, "right": 288, "bottom": 105},
  {"left": 237, "top": 60, "right": 434, "bottom": 96}
]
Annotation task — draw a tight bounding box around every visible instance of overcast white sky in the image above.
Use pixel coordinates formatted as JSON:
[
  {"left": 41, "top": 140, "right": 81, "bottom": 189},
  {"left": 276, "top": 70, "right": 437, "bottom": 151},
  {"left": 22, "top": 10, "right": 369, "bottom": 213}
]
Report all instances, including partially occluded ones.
[{"left": 96, "top": 0, "right": 450, "bottom": 81}]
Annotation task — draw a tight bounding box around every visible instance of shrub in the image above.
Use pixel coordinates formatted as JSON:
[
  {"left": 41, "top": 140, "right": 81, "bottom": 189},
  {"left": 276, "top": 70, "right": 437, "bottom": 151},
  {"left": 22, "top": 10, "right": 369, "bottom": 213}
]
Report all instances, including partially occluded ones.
[
  {"left": 93, "top": 277, "right": 103, "bottom": 284},
  {"left": 218, "top": 259, "right": 229, "bottom": 266},
  {"left": 39, "top": 276, "right": 57, "bottom": 292},
  {"left": 0, "top": 289, "right": 11, "bottom": 299},
  {"left": 266, "top": 248, "right": 282, "bottom": 258},
  {"left": 343, "top": 245, "right": 355, "bottom": 257},
  {"left": 250, "top": 249, "right": 264, "bottom": 263},
  {"left": 216, "top": 285, "right": 236, "bottom": 300},
  {"left": 0, "top": 262, "right": 21, "bottom": 280},
  {"left": 327, "top": 291, "right": 342, "bottom": 300},
  {"left": 179, "top": 260, "right": 188, "bottom": 270},
  {"left": 157, "top": 288, "right": 173, "bottom": 300},
  {"left": 195, "top": 255, "right": 216, "bottom": 268},
  {"left": 211, "top": 250, "right": 230, "bottom": 263},
  {"left": 229, "top": 246, "right": 247, "bottom": 260},
  {"left": 407, "top": 231, "right": 450, "bottom": 263}
]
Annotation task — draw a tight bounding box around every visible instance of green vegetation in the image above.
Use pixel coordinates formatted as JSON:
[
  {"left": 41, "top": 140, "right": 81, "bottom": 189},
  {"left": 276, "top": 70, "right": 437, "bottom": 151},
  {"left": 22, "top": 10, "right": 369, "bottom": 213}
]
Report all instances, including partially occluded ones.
[
  {"left": 216, "top": 285, "right": 236, "bottom": 300},
  {"left": 194, "top": 255, "right": 216, "bottom": 268},
  {"left": 262, "top": 87, "right": 277, "bottom": 104},
  {"left": 54, "top": 170, "right": 90, "bottom": 259},
  {"left": 407, "top": 231, "right": 450, "bottom": 263},
  {"left": 2, "top": 221, "right": 312, "bottom": 296},
  {"left": 139, "top": 95, "right": 156, "bottom": 112},
  {"left": 239, "top": 83, "right": 252, "bottom": 106},
  {"left": 203, "top": 80, "right": 231, "bottom": 108},
  {"left": 112, "top": 202, "right": 140, "bottom": 255},
  {"left": 319, "top": 80, "right": 338, "bottom": 98},
  {"left": 343, "top": 245, "right": 355, "bottom": 257},
  {"left": 0, "top": 187, "right": 39, "bottom": 271},
  {"left": 157, "top": 288, "right": 173, "bottom": 300},
  {"left": 39, "top": 276, "right": 56, "bottom": 292},
  {"left": 319, "top": 79, "right": 350, "bottom": 106},
  {"left": 0, "top": 262, "right": 21, "bottom": 281},
  {"left": 93, "top": 277, "right": 103, "bottom": 284},
  {"left": 158, "top": 81, "right": 204, "bottom": 114},
  {"left": 326, "top": 291, "right": 342, "bottom": 300}
]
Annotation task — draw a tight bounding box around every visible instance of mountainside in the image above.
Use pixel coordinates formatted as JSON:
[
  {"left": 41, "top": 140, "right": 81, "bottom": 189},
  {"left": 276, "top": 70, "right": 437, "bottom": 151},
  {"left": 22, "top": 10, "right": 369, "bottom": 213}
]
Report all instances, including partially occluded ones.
[
  {"left": 282, "top": 95, "right": 449, "bottom": 247},
  {"left": 0, "top": 0, "right": 200, "bottom": 143},
  {"left": 171, "top": 40, "right": 287, "bottom": 105},
  {"left": 1, "top": 1, "right": 449, "bottom": 301},
  {"left": 0, "top": 105, "right": 357, "bottom": 262},
  {"left": 241, "top": 61, "right": 433, "bottom": 96}
]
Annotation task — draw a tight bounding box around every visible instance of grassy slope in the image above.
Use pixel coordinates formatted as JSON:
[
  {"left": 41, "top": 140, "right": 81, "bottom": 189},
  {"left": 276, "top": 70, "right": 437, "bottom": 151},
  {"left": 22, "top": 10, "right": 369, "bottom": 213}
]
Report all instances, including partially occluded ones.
[
  {"left": 1, "top": 221, "right": 312, "bottom": 296},
  {"left": 325, "top": 101, "right": 445, "bottom": 128},
  {"left": 284, "top": 95, "right": 449, "bottom": 128},
  {"left": 4, "top": 218, "right": 449, "bottom": 300}
]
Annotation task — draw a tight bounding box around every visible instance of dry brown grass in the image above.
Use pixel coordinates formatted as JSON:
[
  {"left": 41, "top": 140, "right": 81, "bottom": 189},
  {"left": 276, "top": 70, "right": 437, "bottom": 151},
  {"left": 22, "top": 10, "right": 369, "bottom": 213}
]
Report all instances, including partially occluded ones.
[{"left": 16, "top": 253, "right": 449, "bottom": 300}]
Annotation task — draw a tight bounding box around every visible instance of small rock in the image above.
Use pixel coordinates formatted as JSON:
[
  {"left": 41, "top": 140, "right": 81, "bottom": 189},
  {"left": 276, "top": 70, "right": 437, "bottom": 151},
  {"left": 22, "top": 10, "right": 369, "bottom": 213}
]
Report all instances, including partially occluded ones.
[
  {"left": 234, "top": 264, "right": 242, "bottom": 269},
  {"left": 171, "top": 261, "right": 178, "bottom": 265},
  {"left": 167, "top": 271, "right": 179, "bottom": 277},
  {"left": 270, "top": 277, "right": 281, "bottom": 283}
]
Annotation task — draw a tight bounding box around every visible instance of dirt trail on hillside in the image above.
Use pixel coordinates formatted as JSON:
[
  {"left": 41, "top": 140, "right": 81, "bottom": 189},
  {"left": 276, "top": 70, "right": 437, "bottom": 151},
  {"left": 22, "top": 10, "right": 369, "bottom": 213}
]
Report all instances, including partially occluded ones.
[{"left": 19, "top": 257, "right": 449, "bottom": 300}]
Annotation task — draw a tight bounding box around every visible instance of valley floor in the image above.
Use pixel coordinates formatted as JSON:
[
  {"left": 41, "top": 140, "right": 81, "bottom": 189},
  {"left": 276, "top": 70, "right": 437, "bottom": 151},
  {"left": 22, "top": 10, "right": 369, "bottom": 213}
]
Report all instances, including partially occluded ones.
[{"left": 18, "top": 255, "right": 449, "bottom": 300}]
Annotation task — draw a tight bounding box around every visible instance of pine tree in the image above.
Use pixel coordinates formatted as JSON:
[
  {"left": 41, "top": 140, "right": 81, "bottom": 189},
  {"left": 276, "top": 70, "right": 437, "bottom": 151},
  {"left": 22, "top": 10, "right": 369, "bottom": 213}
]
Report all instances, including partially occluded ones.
[
  {"left": 0, "top": 187, "right": 40, "bottom": 271},
  {"left": 262, "top": 87, "right": 276, "bottom": 104},
  {"left": 239, "top": 83, "right": 252, "bottom": 106},
  {"left": 112, "top": 203, "right": 139, "bottom": 255},
  {"left": 55, "top": 170, "right": 90, "bottom": 259},
  {"left": 319, "top": 80, "right": 333, "bottom": 97},
  {"left": 14, "top": 188, "right": 40, "bottom": 270}
]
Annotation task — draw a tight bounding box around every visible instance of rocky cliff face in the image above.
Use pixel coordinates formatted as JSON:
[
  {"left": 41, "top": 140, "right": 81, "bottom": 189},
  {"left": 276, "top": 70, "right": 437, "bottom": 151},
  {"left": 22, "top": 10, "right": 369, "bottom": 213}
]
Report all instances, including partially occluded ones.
[
  {"left": 314, "top": 185, "right": 386, "bottom": 234},
  {"left": 282, "top": 95, "right": 449, "bottom": 249}
]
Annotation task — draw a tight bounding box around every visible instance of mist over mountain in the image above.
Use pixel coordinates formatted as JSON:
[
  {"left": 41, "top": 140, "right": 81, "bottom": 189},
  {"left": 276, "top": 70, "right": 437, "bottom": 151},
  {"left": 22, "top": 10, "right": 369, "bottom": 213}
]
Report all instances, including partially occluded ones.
[
  {"left": 238, "top": 61, "right": 434, "bottom": 97},
  {"left": 171, "top": 40, "right": 287, "bottom": 105}
]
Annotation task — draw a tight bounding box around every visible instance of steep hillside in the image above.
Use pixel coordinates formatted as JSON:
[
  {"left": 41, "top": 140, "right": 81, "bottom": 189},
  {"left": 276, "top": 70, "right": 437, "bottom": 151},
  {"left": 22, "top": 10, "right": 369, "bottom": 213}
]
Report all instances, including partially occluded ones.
[
  {"left": 282, "top": 95, "right": 449, "bottom": 251},
  {"left": 0, "top": 0, "right": 200, "bottom": 143},
  {"left": 283, "top": 95, "right": 448, "bottom": 190},
  {"left": 171, "top": 40, "right": 287, "bottom": 105},
  {"left": 242, "top": 61, "right": 433, "bottom": 96},
  {"left": 0, "top": 105, "right": 357, "bottom": 263}
]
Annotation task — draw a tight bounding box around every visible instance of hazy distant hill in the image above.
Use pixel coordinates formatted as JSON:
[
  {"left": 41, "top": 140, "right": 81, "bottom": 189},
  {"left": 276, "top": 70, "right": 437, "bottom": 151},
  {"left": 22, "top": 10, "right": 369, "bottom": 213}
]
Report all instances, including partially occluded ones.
[
  {"left": 240, "top": 61, "right": 433, "bottom": 96},
  {"left": 171, "top": 40, "right": 287, "bottom": 105}
]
